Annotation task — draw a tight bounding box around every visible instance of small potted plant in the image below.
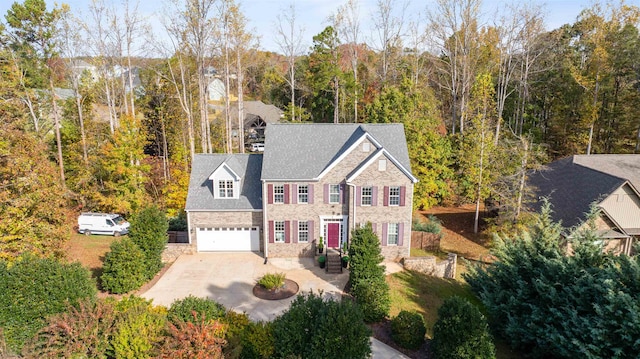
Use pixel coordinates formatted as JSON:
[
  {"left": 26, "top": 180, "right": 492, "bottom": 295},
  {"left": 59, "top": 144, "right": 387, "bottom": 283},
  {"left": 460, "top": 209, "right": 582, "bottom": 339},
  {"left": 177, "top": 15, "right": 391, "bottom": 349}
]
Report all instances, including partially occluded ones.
[
  {"left": 318, "top": 255, "right": 326, "bottom": 269},
  {"left": 318, "top": 237, "right": 324, "bottom": 254},
  {"left": 341, "top": 255, "right": 349, "bottom": 268}
]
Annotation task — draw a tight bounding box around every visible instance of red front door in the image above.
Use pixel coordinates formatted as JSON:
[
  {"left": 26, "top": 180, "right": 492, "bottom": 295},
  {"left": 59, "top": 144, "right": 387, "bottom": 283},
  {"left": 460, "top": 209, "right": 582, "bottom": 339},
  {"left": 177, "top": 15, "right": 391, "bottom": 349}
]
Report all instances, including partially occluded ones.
[{"left": 327, "top": 223, "right": 340, "bottom": 248}]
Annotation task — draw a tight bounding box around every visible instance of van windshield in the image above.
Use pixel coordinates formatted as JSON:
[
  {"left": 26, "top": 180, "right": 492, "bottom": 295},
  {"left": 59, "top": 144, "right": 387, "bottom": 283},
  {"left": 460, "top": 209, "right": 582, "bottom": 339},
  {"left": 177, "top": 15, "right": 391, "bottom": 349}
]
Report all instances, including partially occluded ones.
[{"left": 113, "top": 216, "right": 126, "bottom": 225}]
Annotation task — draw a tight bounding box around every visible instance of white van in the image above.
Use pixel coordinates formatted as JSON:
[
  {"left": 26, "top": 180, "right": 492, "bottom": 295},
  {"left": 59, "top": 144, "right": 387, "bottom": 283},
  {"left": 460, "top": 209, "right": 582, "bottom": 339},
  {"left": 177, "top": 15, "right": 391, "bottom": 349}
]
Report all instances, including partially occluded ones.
[
  {"left": 78, "top": 213, "right": 130, "bottom": 236},
  {"left": 250, "top": 143, "right": 265, "bottom": 152}
]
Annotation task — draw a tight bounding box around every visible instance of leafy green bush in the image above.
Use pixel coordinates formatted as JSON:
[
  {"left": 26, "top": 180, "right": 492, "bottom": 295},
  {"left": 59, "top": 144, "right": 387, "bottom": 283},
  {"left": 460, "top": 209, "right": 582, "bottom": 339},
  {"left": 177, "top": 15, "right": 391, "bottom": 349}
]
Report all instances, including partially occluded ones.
[
  {"left": 23, "top": 299, "right": 116, "bottom": 359},
  {"left": 112, "top": 295, "right": 167, "bottom": 359},
  {"left": 100, "top": 237, "right": 147, "bottom": 294},
  {"left": 431, "top": 296, "right": 495, "bottom": 359},
  {"left": 129, "top": 205, "right": 169, "bottom": 279},
  {"left": 390, "top": 310, "right": 426, "bottom": 349},
  {"left": 168, "top": 212, "right": 188, "bottom": 231},
  {"left": 412, "top": 215, "right": 442, "bottom": 235},
  {"left": 168, "top": 296, "right": 226, "bottom": 324},
  {"left": 155, "top": 315, "right": 226, "bottom": 359},
  {"left": 239, "top": 321, "right": 274, "bottom": 359},
  {"left": 222, "top": 310, "right": 251, "bottom": 359},
  {"left": 272, "top": 292, "right": 371, "bottom": 358},
  {"left": 257, "top": 272, "right": 286, "bottom": 290},
  {"left": 0, "top": 255, "right": 96, "bottom": 352},
  {"left": 465, "top": 203, "right": 640, "bottom": 358},
  {"left": 349, "top": 223, "right": 390, "bottom": 322}
]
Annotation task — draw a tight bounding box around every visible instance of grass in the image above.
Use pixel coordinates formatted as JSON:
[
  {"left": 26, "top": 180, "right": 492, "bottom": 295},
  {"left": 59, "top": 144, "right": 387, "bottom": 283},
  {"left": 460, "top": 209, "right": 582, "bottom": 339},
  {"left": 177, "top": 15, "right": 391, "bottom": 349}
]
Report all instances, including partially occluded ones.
[
  {"left": 387, "top": 270, "right": 479, "bottom": 338},
  {"left": 66, "top": 232, "right": 118, "bottom": 280}
]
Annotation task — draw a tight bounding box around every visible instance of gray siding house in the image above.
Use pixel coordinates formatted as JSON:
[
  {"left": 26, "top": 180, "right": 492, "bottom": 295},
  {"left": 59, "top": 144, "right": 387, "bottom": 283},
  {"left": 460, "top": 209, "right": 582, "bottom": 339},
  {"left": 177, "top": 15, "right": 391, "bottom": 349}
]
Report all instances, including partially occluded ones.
[
  {"left": 528, "top": 154, "right": 640, "bottom": 255},
  {"left": 185, "top": 123, "right": 418, "bottom": 260}
]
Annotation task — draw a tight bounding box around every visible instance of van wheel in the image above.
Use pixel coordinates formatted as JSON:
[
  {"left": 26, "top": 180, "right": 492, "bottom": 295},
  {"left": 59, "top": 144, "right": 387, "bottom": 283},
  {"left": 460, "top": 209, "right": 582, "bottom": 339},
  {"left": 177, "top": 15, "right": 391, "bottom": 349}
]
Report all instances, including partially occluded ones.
[
  {"left": 114, "top": 231, "right": 121, "bottom": 237},
  {"left": 84, "top": 230, "right": 91, "bottom": 236}
]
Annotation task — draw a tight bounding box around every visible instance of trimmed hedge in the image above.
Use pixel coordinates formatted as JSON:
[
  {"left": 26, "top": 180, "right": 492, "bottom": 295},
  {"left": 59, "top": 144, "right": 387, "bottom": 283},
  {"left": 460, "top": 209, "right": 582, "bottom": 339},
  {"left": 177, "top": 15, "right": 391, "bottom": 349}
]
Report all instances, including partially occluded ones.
[
  {"left": 431, "top": 296, "right": 495, "bottom": 359},
  {"left": 101, "top": 238, "right": 147, "bottom": 294},
  {"left": 391, "top": 310, "right": 426, "bottom": 349},
  {"left": 0, "top": 256, "right": 96, "bottom": 352},
  {"left": 168, "top": 295, "right": 226, "bottom": 324},
  {"left": 129, "top": 206, "right": 169, "bottom": 279}
]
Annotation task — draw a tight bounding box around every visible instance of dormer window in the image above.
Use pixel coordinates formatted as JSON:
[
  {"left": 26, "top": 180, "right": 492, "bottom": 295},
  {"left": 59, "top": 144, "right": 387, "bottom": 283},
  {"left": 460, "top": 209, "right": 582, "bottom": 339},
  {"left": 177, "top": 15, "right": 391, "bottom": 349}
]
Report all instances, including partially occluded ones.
[{"left": 219, "top": 180, "right": 234, "bottom": 198}]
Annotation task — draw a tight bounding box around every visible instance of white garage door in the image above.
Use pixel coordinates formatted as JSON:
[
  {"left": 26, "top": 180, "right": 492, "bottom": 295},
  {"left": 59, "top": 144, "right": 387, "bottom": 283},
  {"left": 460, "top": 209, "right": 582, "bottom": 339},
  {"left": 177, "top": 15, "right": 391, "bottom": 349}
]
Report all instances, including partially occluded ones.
[{"left": 197, "top": 227, "right": 260, "bottom": 252}]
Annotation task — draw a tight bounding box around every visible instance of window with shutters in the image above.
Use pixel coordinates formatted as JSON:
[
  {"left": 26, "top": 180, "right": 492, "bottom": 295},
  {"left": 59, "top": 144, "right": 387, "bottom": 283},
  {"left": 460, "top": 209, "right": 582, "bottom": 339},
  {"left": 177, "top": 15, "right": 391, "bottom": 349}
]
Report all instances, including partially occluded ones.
[
  {"left": 298, "top": 221, "right": 309, "bottom": 242},
  {"left": 361, "top": 186, "right": 372, "bottom": 206},
  {"left": 389, "top": 186, "right": 400, "bottom": 206},
  {"left": 298, "top": 185, "right": 308, "bottom": 203},
  {"left": 274, "top": 221, "right": 285, "bottom": 242},
  {"left": 387, "top": 223, "right": 399, "bottom": 245},
  {"left": 329, "top": 184, "right": 340, "bottom": 203},
  {"left": 274, "top": 185, "right": 284, "bottom": 204}
]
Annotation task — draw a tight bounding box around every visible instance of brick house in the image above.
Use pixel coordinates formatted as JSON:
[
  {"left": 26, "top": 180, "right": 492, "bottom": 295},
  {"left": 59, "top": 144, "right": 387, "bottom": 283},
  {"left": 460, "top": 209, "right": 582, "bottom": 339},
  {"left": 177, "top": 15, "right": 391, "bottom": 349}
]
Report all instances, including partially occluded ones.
[{"left": 185, "top": 123, "right": 418, "bottom": 260}]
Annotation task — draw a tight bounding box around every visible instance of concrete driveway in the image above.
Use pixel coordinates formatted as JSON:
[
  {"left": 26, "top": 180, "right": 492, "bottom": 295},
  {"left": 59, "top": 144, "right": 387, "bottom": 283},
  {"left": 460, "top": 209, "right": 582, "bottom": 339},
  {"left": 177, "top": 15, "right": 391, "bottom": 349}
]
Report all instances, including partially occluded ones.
[{"left": 141, "top": 252, "right": 349, "bottom": 321}]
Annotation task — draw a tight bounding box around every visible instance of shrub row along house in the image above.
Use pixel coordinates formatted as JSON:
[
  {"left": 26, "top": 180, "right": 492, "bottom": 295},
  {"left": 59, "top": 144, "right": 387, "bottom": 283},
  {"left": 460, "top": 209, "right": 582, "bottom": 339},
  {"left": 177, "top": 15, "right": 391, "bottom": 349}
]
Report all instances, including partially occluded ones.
[
  {"left": 185, "top": 124, "right": 417, "bottom": 260},
  {"left": 528, "top": 154, "right": 640, "bottom": 255}
]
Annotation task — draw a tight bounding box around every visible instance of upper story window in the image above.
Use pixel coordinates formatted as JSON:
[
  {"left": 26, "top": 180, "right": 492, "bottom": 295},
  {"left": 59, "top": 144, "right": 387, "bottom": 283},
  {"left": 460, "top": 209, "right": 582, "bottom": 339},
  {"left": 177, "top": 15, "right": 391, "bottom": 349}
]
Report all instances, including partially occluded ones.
[
  {"left": 389, "top": 186, "right": 400, "bottom": 206},
  {"left": 298, "top": 221, "right": 309, "bottom": 242},
  {"left": 361, "top": 186, "right": 373, "bottom": 206},
  {"left": 329, "top": 184, "right": 340, "bottom": 204},
  {"left": 387, "top": 223, "right": 399, "bottom": 245},
  {"left": 274, "top": 185, "right": 284, "bottom": 204},
  {"left": 274, "top": 221, "right": 285, "bottom": 242},
  {"left": 298, "top": 185, "right": 308, "bottom": 204},
  {"left": 218, "top": 180, "right": 234, "bottom": 198}
]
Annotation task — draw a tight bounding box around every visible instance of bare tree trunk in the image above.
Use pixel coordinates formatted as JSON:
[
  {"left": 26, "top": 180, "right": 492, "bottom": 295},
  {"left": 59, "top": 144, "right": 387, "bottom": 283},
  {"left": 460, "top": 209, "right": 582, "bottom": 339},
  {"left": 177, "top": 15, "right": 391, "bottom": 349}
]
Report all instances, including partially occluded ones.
[
  {"left": 515, "top": 137, "right": 529, "bottom": 220},
  {"left": 49, "top": 78, "right": 66, "bottom": 184},
  {"left": 237, "top": 49, "right": 245, "bottom": 153},
  {"left": 275, "top": 3, "right": 305, "bottom": 121}
]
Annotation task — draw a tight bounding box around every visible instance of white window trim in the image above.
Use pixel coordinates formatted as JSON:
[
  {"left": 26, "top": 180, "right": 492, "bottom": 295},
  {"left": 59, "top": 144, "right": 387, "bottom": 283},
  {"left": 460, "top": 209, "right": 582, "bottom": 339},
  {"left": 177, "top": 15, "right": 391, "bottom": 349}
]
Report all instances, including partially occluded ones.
[
  {"left": 274, "top": 185, "right": 284, "bottom": 204},
  {"left": 389, "top": 186, "right": 400, "bottom": 206},
  {"left": 361, "top": 186, "right": 372, "bottom": 206},
  {"left": 388, "top": 223, "right": 399, "bottom": 245},
  {"left": 298, "top": 221, "right": 309, "bottom": 242},
  {"left": 218, "top": 180, "right": 234, "bottom": 198},
  {"left": 329, "top": 184, "right": 340, "bottom": 204},
  {"left": 298, "top": 185, "right": 308, "bottom": 204},
  {"left": 274, "top": 221, "right": 285, "bottom": 243}
]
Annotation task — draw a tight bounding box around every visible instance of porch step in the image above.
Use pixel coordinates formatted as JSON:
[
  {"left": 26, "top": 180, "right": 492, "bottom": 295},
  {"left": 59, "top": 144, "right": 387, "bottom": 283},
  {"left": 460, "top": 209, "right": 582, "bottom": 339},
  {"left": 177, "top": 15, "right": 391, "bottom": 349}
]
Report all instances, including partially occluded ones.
[{"left": 326, "top": 254, "right": 343, "bottom": 274}]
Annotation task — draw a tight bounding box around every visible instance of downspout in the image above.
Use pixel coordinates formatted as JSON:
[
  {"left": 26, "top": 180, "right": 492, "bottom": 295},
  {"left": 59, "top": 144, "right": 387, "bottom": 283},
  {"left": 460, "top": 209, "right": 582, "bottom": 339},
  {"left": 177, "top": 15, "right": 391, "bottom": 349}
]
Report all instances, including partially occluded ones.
[
  {"left": 186, "top": 210, "right": 192, "bottom": 246},
  {"left": 262, "top": 180, "right": 268, "bottom": 261}
]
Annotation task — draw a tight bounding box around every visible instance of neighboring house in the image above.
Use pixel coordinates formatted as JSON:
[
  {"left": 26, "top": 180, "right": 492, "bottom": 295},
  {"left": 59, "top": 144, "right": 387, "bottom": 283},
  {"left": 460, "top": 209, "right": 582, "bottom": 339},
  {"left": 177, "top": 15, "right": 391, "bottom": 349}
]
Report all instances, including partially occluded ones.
[
  {"left": 207, "top": 78, "right": 225, "bottom": 101},
  {"left": 185, "top": 123, "right": 418, "bottom": 260},
  {"left": 527, "top": 154, "right": 640, "bottom": 255},
  {"left": 232, "top": 100, "right": 284, "bottom": 140}
]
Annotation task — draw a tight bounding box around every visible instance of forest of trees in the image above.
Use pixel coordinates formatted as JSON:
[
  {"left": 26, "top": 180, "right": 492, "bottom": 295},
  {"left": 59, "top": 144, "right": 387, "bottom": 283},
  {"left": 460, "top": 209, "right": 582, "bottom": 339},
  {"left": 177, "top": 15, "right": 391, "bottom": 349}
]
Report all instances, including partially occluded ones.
[{"left": 2, "top": 0, "right": 640, "bottom": 259}]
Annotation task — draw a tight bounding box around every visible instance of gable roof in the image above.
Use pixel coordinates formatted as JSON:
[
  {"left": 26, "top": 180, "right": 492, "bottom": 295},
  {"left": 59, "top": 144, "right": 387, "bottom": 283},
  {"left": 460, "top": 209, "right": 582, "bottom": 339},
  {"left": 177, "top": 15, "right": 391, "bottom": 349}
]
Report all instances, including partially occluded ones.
[
  {"left": 261, "top": 123, "right": 413, "bottom": 181},
  {"left": 527, "top": 155, "right": 631, "bottom": 229},
  {"left": 572, "top": 154, "right": 640, "bottom": 190},
  {"left": 186, "top": 154, "right": 263, "bottom": 211}
]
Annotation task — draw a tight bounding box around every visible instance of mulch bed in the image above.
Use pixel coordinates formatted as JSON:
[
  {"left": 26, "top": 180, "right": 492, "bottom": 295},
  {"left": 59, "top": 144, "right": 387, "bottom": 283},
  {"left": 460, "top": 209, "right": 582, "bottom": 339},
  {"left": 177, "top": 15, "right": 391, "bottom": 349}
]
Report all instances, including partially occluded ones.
[
  {"left": 252, "top": 279, "right": 299, "bottom": 300},
  {"left": 369, "top": 320, "right": 432, "bottom": 359}
]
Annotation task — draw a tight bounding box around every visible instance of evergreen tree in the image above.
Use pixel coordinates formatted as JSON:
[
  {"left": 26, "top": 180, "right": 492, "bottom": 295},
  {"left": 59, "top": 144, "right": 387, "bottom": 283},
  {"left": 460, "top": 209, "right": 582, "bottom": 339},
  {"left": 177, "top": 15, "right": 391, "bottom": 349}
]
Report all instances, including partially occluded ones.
[{"left": 128, "top": 206, "right": 169, "bottom": 279}]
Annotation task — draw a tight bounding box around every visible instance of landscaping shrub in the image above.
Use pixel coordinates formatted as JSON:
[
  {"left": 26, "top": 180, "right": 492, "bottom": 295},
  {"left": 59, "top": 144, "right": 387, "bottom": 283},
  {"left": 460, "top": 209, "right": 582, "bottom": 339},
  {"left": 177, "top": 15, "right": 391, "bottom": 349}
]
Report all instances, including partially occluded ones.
[
  {"left": 168, "top": 295, "right": 226, "bottom": 324},
  {"left": 349, "top": 223, "right": 390, "bottom": 322},
  {"left": 391, "top": 310, "right": 426, "bottom": 350},
  {"left": 257, "top": 272, "right": 286, "bottom": 290},
  {"left": 112, "top": 295, "right": 167, "bottom": 359},
  {"left": 155, "top": 314, "right": 226, "bottom": 359},
  {"left": 239, "top": 321, "right": 274, "bottom": 359},
  {"left": 0, "top": 255, "right": 96, "bottom": 352},
  {"left": 222, "top": 310, "right": 251, "bottom": 359},
  {"left": 272, "top": 292, "right": 371, "bottom": 359},
  {"left": 168, "top": 212, "right": 188, "bottom": 231},
  {"left": 23, "top": 299, "right": 116, "bottom": 359},
  {"left": 431, "top": 296, "right": 495, "bottom": 359},
  {"left": 412, "top": 214, "right": 443, "bottom": 235},
  {"left": 128, "top": 205, "right": 169, "bottom": 279},
  {"left": 100, "top": 237, "right": 147, "bottom": 294}
]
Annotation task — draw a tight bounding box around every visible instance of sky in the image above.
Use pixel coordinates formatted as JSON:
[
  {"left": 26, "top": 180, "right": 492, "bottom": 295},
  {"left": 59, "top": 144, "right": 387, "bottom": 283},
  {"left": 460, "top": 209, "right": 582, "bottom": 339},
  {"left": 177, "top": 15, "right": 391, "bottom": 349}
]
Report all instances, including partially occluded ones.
[{"left": 2, "top": 0, "right": 639, "bottom": 54}]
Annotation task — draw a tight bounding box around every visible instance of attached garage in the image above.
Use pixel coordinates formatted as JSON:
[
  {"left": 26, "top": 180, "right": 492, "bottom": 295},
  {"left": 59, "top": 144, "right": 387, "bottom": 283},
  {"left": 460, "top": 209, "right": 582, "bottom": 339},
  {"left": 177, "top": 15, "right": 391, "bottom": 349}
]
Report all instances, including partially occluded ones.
[{"left": 197, "top": 227, "right": 260, "bottom": 252}]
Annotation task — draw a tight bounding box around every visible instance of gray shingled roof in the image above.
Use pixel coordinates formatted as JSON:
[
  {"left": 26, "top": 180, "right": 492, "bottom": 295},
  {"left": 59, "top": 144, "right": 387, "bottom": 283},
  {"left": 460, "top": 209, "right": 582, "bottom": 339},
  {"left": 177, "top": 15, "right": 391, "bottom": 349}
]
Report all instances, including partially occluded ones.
[
  {"left": 573, "top": 154, "right": 640, "bottom": 190},
  {"left": 527, "top": 156, "right": 628, "bottom": 229},
  {"left": 185, "top": 154, "right": 263, "bottom": 211},
  {"left": 261, "top": 123, "right": 412, "bottom": 180}
]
